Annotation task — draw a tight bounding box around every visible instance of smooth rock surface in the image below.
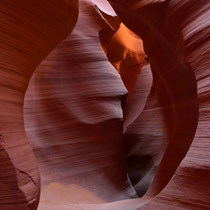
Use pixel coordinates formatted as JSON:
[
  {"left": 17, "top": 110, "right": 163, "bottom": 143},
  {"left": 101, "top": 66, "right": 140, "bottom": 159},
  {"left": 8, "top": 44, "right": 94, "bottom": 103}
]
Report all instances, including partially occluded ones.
[
  {"left": 1, "top": 0, "right": 209, "bottom": 209},
  {"left": 24, "top": 1, "right": 137, "bottom": 208}
]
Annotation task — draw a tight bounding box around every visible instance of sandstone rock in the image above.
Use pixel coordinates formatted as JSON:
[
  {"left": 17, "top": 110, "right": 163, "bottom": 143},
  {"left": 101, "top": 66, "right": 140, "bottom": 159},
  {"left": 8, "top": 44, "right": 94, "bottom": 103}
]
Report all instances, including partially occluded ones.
[
  {"left": 1, "top": 0, "right": 209, "bottom": 209},
  {"left": 0, "top": 0, "right": 78, "bottom": 209}
]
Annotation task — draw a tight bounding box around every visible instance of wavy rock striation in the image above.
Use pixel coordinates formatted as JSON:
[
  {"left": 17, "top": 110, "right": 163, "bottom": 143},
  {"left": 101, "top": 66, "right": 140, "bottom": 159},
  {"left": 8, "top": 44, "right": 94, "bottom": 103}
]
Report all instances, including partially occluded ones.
[
  {"left": 24, "top": 0, "right": 137, "bottom": 208},
  {"left": 0, "top": 0, "right": 78, "bottom": 209},
  {"left": 0, "top": 0, "right": 209, "bottom": 209},
  {"left": 109, "top": 0, "right": 210, "bottom": 209}
]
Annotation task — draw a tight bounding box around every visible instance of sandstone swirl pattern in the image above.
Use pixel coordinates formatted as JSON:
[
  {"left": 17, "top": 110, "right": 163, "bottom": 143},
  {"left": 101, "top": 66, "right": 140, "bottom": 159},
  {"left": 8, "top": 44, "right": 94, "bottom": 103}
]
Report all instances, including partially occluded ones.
[
  {"left": 0, "top": 0, "right": 209, "bottom": 210},
  {"left": 0, "top": 0, "right": 78, "bottom": 209}
]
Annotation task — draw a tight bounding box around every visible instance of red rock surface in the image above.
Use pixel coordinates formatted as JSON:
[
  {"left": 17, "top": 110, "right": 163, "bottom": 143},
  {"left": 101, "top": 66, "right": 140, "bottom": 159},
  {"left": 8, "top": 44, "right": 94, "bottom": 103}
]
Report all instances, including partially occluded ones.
[
  {"left": 24, "top": 0, "right": 137, "bottom": 207},
  {"left": 101, "top": 23, "right": 147, "bottom": 96},
  {"left": 108, "top": 0, "right": 210, "bottom": 209},
  {"left": 0, "top": 0, "right": 209, "bottom": 209},
  {"left": 0, "top": 0, "right": 78, "bottom": 209}
]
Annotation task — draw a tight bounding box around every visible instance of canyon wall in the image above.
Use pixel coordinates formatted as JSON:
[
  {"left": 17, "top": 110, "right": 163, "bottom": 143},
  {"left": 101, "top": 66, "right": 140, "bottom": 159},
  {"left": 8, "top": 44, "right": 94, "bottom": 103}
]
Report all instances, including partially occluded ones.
[{"left": 0, "top": 0, "right": 209, "bottom": 209}]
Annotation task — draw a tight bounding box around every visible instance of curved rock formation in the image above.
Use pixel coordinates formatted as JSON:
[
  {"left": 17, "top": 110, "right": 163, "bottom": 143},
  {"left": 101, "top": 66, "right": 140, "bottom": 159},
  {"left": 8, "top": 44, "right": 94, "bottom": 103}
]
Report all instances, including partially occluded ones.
[
  {"left": 1, "top": 0, "right": 209, "bottom": 209},
  {"left": 0, "top": 0, "right": 78, "bottom": 209},
  {"left": 100, "top": 22, "right": 147, "bottom": 97},
  {"left": 108, "top": 0, "right": 210, "bottom": 209},
  {"left": 24, "top": 0, "right": 137, "bottom": 207}
]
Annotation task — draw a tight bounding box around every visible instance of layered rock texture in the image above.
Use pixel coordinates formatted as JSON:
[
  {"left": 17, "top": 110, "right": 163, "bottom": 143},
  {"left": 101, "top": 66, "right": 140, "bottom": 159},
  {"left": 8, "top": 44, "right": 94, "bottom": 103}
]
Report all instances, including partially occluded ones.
[
  {"left": 0, "top": 0, "right": 78, "bottom": 209},
  {"left": 24, "top": 0, "right": 137, "bottom": 206},
  {"left": 0, "top": 0, "right": 209, "bottom": 209}
]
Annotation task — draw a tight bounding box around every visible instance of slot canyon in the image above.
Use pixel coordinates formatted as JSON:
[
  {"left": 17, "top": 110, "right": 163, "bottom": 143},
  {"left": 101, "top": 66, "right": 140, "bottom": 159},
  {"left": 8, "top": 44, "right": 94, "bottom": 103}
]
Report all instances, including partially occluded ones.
[{"left": 0, "top": 0, "right": 209, "bottom": 209}]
